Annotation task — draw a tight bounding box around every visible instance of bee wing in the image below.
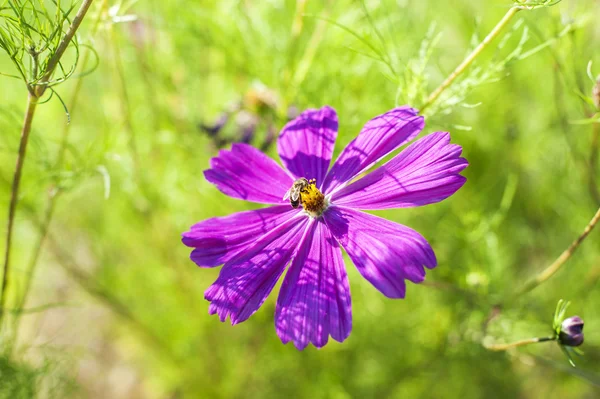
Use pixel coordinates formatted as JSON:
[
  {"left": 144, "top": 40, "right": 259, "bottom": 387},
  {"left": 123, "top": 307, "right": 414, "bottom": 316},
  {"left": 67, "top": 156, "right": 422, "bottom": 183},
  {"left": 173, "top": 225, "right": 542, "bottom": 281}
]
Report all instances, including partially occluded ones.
[
  {"left": 290, "top": 188, "right": 301, "bottom": 202},
  {"left": 283, "top": 188, "right": 292, "bottom": 201}
]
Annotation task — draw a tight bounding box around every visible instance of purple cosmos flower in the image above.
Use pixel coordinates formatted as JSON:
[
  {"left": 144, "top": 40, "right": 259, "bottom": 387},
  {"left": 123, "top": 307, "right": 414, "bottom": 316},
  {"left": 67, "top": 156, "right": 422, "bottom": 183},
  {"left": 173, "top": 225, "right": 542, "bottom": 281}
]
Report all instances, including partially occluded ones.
[{"left": 182, "top": 106, "right": 468, "bottom": 350}]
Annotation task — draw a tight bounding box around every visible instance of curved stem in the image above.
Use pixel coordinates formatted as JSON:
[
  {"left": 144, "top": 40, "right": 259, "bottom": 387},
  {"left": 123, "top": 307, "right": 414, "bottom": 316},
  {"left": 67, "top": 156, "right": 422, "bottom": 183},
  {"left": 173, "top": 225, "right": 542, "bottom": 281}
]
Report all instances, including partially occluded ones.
[
  {"left": 484, "top": 336, "right": 555, "bottom": 351},
  {"left": 0, "top": 93, "right": 38, "bottom": 323},
  {"left": 516, "top": 205, "right": 600, "bottom": 296},
  {"left": 420, "top": 6, "right": 521, "bottom": 113}
]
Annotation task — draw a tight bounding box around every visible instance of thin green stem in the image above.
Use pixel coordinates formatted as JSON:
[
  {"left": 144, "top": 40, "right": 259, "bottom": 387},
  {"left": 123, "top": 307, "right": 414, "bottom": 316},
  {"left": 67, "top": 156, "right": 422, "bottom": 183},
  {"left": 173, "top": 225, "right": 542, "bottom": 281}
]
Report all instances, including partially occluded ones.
[
  {"left": 516, "top": 205, "right": 600, "bottom": 296},
  {"left": 484, "top": 336, "right": 555, "bottom": 351},
  {"left": 30, "top": 50, "right": 38, "bottom": 87},
  {"left": 0, "top": 93, "right": 38, "bottom": 324},
  {"left": 420, "top": 6, "right": 521, "bottom": 113}
]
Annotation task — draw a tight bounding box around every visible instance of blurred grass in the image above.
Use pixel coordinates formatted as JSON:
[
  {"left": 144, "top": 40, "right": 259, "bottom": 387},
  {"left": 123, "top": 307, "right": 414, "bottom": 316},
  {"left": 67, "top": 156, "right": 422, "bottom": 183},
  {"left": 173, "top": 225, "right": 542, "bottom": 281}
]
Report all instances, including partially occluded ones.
[{"left": 1, "top": 0, "right": 600, "bottom": 397}]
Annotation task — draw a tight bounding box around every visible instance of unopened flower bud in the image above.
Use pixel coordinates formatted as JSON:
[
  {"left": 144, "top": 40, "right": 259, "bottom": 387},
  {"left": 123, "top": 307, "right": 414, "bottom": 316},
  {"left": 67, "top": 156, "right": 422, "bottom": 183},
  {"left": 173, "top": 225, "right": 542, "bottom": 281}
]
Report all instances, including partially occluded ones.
[{"left": 559, "top": 316, "right": 584, "bottom": 347}]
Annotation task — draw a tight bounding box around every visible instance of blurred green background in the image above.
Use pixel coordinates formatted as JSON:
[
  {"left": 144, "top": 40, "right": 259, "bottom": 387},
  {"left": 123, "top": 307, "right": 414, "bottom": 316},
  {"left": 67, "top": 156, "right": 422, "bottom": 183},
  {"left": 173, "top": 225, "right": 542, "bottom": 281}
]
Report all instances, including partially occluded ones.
[{"left": 1, "top": 0, "right": 599, "bottom": 397}]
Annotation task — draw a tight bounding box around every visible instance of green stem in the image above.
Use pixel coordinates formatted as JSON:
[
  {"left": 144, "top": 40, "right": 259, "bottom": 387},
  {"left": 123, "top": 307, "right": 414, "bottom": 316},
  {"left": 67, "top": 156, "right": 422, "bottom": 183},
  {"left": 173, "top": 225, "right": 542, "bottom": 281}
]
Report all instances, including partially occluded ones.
[
  {"left": 516, "top": 205, "right": 600, "bottom": 296},
  {"left": 0, "top": 93, "right": 38, "bottom": 325},
  {"left": 484, "top": 336, "right": 555, "bottom": 351},
  {"left": 420, "top": 6, "right": 521, "bottom": 113}
]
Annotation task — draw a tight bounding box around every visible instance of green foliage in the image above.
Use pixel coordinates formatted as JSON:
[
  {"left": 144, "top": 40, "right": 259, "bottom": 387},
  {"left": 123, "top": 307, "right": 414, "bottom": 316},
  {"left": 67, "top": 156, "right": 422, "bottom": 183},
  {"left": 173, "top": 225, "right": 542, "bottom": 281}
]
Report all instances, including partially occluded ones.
[
  {"left": 0, "top": 0, "right": 82, "bottom": 87},
  {"left": 0, "top": 0, "right": 599, "bottom": 398}
]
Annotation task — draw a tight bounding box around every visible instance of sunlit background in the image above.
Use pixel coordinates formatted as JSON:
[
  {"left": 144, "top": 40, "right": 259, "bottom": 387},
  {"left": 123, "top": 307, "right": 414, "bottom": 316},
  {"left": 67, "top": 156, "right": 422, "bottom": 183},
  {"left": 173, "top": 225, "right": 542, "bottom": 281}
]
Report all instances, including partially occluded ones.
[{"left": 1, "top": 0, "right": 599, "bottom": 397}]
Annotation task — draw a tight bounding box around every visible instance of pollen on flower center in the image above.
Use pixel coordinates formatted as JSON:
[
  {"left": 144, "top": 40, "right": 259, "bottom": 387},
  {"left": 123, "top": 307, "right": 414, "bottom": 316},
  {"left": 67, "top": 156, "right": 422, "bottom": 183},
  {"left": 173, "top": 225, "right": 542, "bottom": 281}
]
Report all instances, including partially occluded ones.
[{"left": 300, "top": 178, "right": 327, "bottom": 217}]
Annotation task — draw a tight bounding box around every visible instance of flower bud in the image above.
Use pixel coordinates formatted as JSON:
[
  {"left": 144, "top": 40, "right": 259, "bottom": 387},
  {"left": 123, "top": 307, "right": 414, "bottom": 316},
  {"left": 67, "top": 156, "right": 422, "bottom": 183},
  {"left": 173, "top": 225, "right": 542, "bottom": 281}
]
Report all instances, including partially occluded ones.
[{"left": 559, "top": 316, "right": 584, "bottom": 347}]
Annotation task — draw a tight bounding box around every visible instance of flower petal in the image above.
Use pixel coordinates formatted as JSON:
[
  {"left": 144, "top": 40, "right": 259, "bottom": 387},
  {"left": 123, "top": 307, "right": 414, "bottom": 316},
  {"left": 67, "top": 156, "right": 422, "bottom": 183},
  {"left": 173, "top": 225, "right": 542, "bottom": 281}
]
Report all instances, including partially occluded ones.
[
  {"left": 277, "top": 106, "right": 338, "bottom": 185},
  {"left": 331, "top": 132, "right": 467, "bottom": 210},
  {"left": 275, "top": 219, "right": 352, "bottom": 350},
  {"left": 321, "top": 106, "right": 424, "bottom": 194},
  {"left": 205, "top": 215, "right": 309, "bottom": 324},
  {"left": 204, "top": 143, "right": 293, "bottom": 204},
  {"left": 324, "top": 206, "right": 436, "bottom": 298},
  {"left": 182, "top": 205, "right": 298, "bottom": 267}
]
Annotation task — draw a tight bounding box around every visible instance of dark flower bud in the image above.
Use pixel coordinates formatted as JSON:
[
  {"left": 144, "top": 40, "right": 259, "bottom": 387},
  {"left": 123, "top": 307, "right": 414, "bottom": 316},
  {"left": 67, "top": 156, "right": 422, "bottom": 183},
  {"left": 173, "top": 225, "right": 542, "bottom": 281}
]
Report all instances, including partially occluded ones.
[{"left": 559, "top": 316, "right": 584, "bottom": 347}]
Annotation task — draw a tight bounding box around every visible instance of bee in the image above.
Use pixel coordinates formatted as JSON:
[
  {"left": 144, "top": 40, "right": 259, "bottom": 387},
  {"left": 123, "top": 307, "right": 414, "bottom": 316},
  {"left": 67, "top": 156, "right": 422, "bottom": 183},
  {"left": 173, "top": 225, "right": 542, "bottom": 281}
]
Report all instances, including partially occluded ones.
[{"left": 283, "top": 178, "right": 311, "bottom": 208}]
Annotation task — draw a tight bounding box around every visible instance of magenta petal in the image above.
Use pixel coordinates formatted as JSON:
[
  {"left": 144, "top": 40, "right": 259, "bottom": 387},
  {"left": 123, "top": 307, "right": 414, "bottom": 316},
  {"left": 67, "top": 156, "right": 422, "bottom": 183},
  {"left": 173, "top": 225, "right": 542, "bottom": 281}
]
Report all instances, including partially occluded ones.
[
  {"left": 324, "top": 206, "right": 436, "bottom": 298},
  {"left": 182, "top": 205, "right": 298, "bottom": 267},
  {"left": 275, "top": 220, "right": 352, "bottom": 350},
  {"left": 277, "top": 106, "right": 338, "bottom": 185},
  {"left": 204, "top": 143, "right": 293, "bottom": 204},
  {"left": 321, "top": 107, "right": 424, "bottom": 194},
  {"left": 332, "top": 132, "right": 467, "bottom": 210},
  {"left": 205, "top": 216, "right": 309, "bottom": 325}
]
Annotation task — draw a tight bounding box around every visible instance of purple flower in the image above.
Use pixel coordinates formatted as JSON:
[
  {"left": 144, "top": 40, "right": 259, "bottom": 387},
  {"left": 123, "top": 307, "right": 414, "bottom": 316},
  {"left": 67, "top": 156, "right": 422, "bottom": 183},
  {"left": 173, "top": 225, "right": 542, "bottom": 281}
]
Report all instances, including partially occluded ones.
[
  {"left": 559, "top": 316, "right": 584, "bottom": 347},
  {"left": 182, "top": 106, "right": 468, "bottom": 350}
]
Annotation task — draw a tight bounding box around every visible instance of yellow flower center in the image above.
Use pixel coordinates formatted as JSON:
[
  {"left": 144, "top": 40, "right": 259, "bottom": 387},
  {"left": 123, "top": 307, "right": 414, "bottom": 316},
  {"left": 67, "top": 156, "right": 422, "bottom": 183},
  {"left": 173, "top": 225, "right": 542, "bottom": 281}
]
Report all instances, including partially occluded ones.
[{"left": 300, "top": 179, "right": 327, "bottom": 218}]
